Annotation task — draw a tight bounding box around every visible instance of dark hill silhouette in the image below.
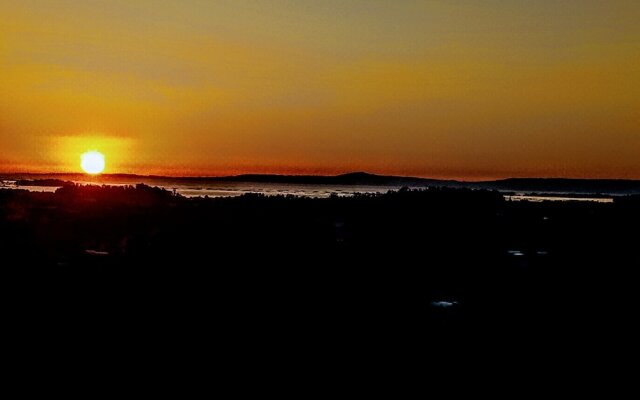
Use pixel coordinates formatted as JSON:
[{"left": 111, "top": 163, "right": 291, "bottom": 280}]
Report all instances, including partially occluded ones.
[
  {"left": 207, "top": 171, "right": 453, "bottom": 186},
  {"left": 2, "top": 184, "right": 639, "bottom": 356},
  {"left": 4, "top": 171, "right": 640, "bottom": 195}
]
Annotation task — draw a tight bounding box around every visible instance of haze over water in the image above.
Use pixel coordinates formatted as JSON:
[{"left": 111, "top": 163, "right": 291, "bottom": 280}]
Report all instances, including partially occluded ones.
[
  {"left": 0, "top": 174, "right": 616, "bottom": 202},
  {"left": 0, "top": 175, "right": 421, "bottom": 198}
]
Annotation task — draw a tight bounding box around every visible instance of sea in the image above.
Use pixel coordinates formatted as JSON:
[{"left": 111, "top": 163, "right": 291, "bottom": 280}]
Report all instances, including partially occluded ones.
[
  {"left": 0, "top": 175, "right": 616, "bottom": 202},
  {"left": 0, "top": 176, "right": 404, "bottom": 198}
]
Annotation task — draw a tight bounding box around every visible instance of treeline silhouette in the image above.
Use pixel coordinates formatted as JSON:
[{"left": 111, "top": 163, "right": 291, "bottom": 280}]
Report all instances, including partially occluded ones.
[{"left": 1, "top": 184, "right": 639, "bottom": 353}]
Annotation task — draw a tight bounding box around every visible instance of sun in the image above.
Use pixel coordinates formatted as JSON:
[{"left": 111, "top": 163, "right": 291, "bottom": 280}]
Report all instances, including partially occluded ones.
[{"left": 80, "top": 151, "right": 105, "bottom": 175}]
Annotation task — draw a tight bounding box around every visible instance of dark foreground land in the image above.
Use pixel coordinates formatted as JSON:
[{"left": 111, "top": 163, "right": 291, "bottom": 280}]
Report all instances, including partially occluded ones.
[{"left": 2, "top": 184, "right": 639, "bottom": 356}]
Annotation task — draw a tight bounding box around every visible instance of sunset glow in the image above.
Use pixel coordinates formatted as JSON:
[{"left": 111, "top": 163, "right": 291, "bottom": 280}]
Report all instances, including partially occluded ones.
[
  {"left": 2, "top": 0, "right": 639, "bottom": 348},
  {"left": 1, "top": 1, "right": 639, "bottom": 179}
]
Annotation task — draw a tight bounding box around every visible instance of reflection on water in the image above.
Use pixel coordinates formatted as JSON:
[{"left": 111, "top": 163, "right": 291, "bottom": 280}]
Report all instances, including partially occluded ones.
[
  {"left": 0, "top": 184, "right": 59, "bottom": 193},
  {"left": 505, "top": 195, "right": 613, "bottom": 203},
  {"left": 431, "top": 300, "right": 460, "bottom": 309},
  {"left": 2, "top": 180, "right": 400, "bottom": 198},
  {"left": 0, "top": 178, "right": 619, "bottom": 202},
  {"left": 151, "top": 182, "right": 400, "bottom": 198}
]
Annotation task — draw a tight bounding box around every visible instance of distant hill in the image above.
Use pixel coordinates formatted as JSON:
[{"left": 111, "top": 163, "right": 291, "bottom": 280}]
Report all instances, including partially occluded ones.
[
  {"left": 4, "top": 172, "right": 640, "bottom": 195},
  {"left": 169, "top": 173, "right": 640, "bottom": 194},
  {"left": 14, "top": 179, "right": 71, "bottom": 187},
  {"left": 202, "top": 172, "right": 456, "bottom": 186}
]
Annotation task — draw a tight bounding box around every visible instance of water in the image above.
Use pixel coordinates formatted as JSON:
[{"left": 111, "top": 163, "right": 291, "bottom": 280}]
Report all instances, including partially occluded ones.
[
  {"left": 3, "top": 185, "right": 60, "bottom": 193},
  {"left": 505, "top": 194, "right": 613, "bottom": 203},
  {"left": 1, "top": 179, "right": 407, "bottom": 198},
  {"left": 172, "top": 183, "right": 404, "bottom": 198},
  {"left": 0, "top": 177, "right": 616, "bottom": 202}
]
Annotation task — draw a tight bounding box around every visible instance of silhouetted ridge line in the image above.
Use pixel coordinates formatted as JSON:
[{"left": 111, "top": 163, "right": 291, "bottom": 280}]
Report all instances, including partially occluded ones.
[
  {"left": 204, "top": 172, "right": 455, "bottom": 186},
  {"left": 4, "top": 172, "right": 640, "bottom": 194}
]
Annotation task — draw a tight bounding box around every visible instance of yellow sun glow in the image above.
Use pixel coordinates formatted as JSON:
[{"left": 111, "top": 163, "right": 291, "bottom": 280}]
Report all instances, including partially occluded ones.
[{"left": 81, "top": 151, "right": 105, "bottom": 175}]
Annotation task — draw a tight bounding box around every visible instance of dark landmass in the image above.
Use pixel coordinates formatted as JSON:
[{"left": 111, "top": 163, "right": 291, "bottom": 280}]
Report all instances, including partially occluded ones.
[
  {"left": 205, "top": 171, "right": 453, "bottom": 186},
  {"left": 5, "top": 171, "right": 640, "bottom": 195},
  {"left": 2, "top": 183, "right": 638, "bottom": 356},
  {"left": 476, "top": 177, "right": 640, "bottom": 194},
  {"left": 14, "top": 179, "right": 71, "bottom": 187}
]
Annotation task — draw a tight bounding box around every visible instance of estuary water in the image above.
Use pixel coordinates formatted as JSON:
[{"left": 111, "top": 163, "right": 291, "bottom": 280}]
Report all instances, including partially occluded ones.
[
  {"left": 1, "top": 179, "right": 410, "bottom": 198},
  {"left": 0, "top": 177, "right": 616, "bottom": 202}
]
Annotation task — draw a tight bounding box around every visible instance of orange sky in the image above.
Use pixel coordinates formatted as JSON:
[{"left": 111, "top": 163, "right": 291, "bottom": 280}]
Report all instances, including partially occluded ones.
[{"left": 1, "top": 0, "right": 639, "bottom": 179}]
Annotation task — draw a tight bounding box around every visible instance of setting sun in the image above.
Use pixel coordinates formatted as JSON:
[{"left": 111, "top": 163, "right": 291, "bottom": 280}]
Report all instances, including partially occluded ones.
[{"left": 80, "top": 151, "right": 105, "bottom": 175}]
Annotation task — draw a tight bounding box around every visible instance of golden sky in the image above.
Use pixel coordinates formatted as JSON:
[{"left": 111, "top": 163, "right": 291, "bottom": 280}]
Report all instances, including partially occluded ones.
[{"left": 1, "top": 0, "right": 639, "bottom": 179}]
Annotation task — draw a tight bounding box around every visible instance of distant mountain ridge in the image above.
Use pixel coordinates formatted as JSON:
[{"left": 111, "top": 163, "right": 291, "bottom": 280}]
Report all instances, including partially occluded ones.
[
  {"left": 3, "top": 172, "right": 640, "bottom": 195},
  {"left": 204, "top": 172, "right": 455, "bottom": 186}
]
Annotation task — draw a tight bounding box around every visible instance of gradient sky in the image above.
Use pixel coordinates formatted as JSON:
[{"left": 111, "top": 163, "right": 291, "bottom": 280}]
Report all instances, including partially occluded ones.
[{"left": 1, "top": 0, "right": 639, "bottom": 179}]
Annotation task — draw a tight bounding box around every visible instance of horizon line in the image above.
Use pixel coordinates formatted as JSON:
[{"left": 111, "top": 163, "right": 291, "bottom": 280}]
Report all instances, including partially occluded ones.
[{"left": 2, "top": 170, "right": 640, "bottom": 183}]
